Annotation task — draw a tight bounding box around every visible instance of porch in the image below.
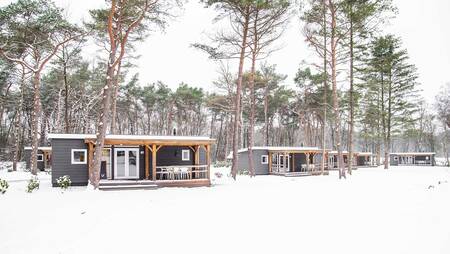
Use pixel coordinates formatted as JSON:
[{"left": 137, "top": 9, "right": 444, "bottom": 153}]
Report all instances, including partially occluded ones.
[
  {"left": 85, "top": 136, "right": 214, "bottom": 188},
  {"left": 268, "top": 149, "right": 329, "bottom": 176}
]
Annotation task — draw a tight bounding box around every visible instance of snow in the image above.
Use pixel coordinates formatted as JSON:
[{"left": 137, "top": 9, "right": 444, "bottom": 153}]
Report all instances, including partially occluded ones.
[
  {"left": 391, "top": 152, "right": 437, "bottom": 155},
  {"left": 47, "top": 133, "right": 215, "bottom": 141},
  {"left": 24, "top": 146, "right": 52, "bottom": 151},
  {"left": 1, "top": 164, "right": 450, "bottom": 254}
]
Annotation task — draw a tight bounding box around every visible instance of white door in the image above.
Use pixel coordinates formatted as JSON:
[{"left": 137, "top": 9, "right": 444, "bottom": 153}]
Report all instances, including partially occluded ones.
[{"left": 114, "top": 148, "right": 139, "bottom": 179}]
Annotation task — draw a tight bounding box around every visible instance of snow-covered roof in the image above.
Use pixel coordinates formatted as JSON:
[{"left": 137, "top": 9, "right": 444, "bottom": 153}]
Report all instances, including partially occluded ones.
[
  {"left": 47, "top": 133, "right": 214, "bottom": 141},
  {"left": 391, "top": 152, "right": 436, "bottom": 155},
  {"left": 237, "top": 146, "right": 322, "bottom": 153},
  {"left": 24, "top": 146, "right": 52, "bottom": 151},
  {"left": 226, "top": 146, "right": 323, "bottom": 159},
  {"left": 358, "top": 152, "right": 374, "bottom": 156}
]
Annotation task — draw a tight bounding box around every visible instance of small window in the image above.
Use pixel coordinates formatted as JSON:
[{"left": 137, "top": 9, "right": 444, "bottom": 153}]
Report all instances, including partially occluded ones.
[
  {"left": 394, "top": 156, "right": 398, "bottom": 161},
  {"left": 71, "top": 149, "right": 87, "bottom": 164},
  {"left": 261, "top": 155, "right": 268, "bottom": 164},
  {"left": 181, "top": 149, "right": 190, "bottom": 161},
  {"left": 37, "top": 154, "right": 44, "bottom": 162}
]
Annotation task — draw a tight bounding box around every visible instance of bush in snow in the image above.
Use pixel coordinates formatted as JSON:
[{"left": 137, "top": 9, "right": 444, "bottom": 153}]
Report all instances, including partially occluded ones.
[
  {"left": 214, "top": 161, "right": 231, "bottom": 168},
  {"left": 214, "top": 172, "right": 223, "bottom": 179},
  {"left": 26, "top": 177, "right": 40, "bottom": 193},
  {"left": 0, "top": 179, "right": 8, "bottom": 194},
  {"left": 238, "top": 169, "right": 249, "bottom": 176},
  {"left": 56, "top": 175, "right": 71, "bottom": 190}
]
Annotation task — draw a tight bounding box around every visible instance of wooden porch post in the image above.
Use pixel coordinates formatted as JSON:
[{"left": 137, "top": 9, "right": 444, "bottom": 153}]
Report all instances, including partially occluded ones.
[
  {"left": 292, "top": 152, "right": 295, "bottom": 172},
  {"left": 152, "top": 144, "right": 157, "bottom": 181},
  {"left": 268, "top": 152, "right": 272, "bottom": 173},
  {"left": 206, "top": 144, "right": 211, "bottom": 180},
  {"left": 145, "top": 145, "right": 149, "bottom": 179},
  {"left": 88, "top": 142, "right": 94, "bottom": 179},
  {"left": 306, "top": 152, "right": 310, "bottom": 172}
]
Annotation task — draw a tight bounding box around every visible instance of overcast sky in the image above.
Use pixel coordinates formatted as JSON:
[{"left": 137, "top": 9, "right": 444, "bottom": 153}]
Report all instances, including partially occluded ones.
[{"left": 11, "top": 0, "right": 450, "bottom": 105}]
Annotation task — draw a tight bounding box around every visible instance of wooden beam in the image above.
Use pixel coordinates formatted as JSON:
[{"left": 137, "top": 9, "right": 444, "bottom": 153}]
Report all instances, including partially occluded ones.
[
  {"left": 206, "top": 144, "right": 211, "bottom": 180},
  {"left": 268, "top": 152, "right": 272, "bottom": 173},
  {"left": 292, "top": 153, "right": 295, "bottom": 172},
  {"left": 145, "top": 145, "right": 149, "bottom": 179},
  {"left": 85, "top": 139, "right": 215, "bottom": 146},
  {"left": 155, "top": 145, "right": 163, "bottom": 153},
  {"left": 88, "top": 142, "right": 94, "bottom": 180},
  {"left": 306, "top": 153, "right": 310, "bottom": 172},
  {"left": 152, "top": 144, "right": 157, "bottom": 181}
]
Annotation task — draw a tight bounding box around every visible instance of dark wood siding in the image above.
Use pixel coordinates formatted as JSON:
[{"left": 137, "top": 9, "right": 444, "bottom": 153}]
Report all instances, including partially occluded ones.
[
  {"left": 237, "top": 150, "right": 269, "bottom": 175},
  {"left": 155, "top": 146, "right": 194, "bottom": 166},
  {"left": 51, "top": 139, "right": 89, "bottom": 186}
]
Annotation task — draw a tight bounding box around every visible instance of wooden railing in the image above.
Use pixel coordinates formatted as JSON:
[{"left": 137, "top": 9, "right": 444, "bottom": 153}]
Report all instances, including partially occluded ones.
[{"left": 155, "top": 165, "right": 208, "bottom": 181}]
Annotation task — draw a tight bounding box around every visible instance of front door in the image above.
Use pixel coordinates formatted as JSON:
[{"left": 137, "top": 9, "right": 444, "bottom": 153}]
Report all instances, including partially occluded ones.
[{"left": 114, "top": 148, "right": 140, "bottom": 179}]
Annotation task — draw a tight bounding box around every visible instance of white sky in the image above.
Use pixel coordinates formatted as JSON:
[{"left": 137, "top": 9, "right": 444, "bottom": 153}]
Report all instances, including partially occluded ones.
[{"left": 6, "top": 0, "right": 450, "bottom": 104}]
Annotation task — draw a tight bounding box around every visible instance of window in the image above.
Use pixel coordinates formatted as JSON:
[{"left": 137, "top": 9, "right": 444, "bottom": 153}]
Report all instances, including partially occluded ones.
[
  {"left": 37, "top": 154, "right": 44, "bottom": 162},
  {"left": 71, "top": 149, "right": 87, "bottom": 164},
  {"left": 182, "top": 149, "right": 190, "bottom": 161},
  {"left": 261, "top": 155, "right": 268, "bottom": 164},
  {"left": 394, "top": 156, "right": 398, "bottom": 161}
]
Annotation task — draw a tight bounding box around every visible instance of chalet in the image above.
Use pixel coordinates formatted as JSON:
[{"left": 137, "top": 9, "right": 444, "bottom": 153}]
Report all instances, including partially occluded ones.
[
  {"left": 327, "top": 151, "right": 376, "bottom": 169},
  {"left": 230, "top": 146, "right": 328, "bottom": 176},
  {"left": 389, "top": 152, "right": 435, "bottom": 166},
  {"left": 47, "top": 134, "right": 215, "bottom": 189},
  {"left": 356, "top": 152, "right": 377, "bottom": 167},
  {"left": 24, "top": 146, "right": 52, "bottom": 171}
]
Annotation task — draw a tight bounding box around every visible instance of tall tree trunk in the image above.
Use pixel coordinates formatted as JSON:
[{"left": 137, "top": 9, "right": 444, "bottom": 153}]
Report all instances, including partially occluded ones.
[
  {"left": 63, "top": 48, "right": 70, "bottom": 133},
  {"left": 12, "top": 67, "right": 26, "bottom": 171},
  {"left": 321, "top": 0, "right": 327, "bottom": 175},
  {"left": 110, "top": 61, "right": 122, "bottom": 134},
  {"left": 91, "top": 53, "right": 116, "bottom": 188},
  {"left": 347, "top": 9, "right": 354, "bottom": 175},
  {"left": 264, "top": 81, "right": 269, "bottom": 146},
  {"left": 384, "top": 72, "right": 392, "bottom": 169},
  {"left": 248, "top": 9, "right": 258, "bottom": 177},
  {"left": 329, "top": 0, "right": 345, "bottom": 179},
  {"left": 444, "top": 124, "right": 449, "bottom": 167},
  {"left": 231, "top": 8, "right": 250, "bottom": 180},
  {"left": 30, "top": 71, "right": 41, "bottom": 175}
]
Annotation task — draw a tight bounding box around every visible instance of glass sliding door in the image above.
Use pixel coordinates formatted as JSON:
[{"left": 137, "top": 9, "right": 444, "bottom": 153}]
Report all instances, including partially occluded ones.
[{"left": 114, "top": 148, "right": 140, "bottom": 179}]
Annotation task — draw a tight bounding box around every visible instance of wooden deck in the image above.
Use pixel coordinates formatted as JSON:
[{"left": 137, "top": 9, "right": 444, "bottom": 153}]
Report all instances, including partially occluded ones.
[
  {"left": 270, "top": 171, "right": 329, "bottom": 177},
  {"left": 98, "top": 179, "right": 210, "bottom": 190}
]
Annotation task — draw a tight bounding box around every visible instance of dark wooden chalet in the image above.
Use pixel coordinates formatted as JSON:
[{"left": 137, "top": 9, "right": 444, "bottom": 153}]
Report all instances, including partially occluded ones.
[
  {"left": 390, "top": 152, "right": 435, "bottom": 166},
  {"left": 230, "top": 146, "right": 329, "bottom": 176},
  {"left": 48, "top": 134, "right": 215, "bottom": 189}
]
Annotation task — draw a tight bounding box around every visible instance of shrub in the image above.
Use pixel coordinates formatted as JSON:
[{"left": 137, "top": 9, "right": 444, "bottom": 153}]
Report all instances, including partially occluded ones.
[
  {"left": 214, "top": 161, "right": 231, "bottom": 168},
  {"left": 214, "top": 172, "right": 223, "bottom": 179},
  {"left": 56, "top": 175, "right": 72, "bottom": 190},
  {"left": 0, "top": 179, "right": 8, "bottom": 194},
  {"left": 238, "top": 169, "right": 249, "bottom": 176},
  {"left": 26, "top": 177, "right": 40, "bottom": 193}
]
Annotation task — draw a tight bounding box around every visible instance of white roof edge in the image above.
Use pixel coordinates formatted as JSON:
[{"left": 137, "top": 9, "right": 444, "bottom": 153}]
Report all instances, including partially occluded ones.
[
  {"left": 237, "top": 146, "right": 322, "bottom": 153},
  {"left": 24, "top": 146, "right": 52, "bottom": 150},
  {"left": 47, "top": 133, "right": 215, "bottom": 141},
  {"left": 391, "top": 152, "right": 436, "bottom": 155}
]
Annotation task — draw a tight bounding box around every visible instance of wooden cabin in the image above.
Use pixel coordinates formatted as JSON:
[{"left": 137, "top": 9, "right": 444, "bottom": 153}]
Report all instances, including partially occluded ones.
[
  {"left": 356, "top": 152, "right": 377, "bottom": 167},
  {"left": 390, "top": 152, "right": 435, "bottom": 166},
  {"left": 24, "top": 146, "right": 52, "bottom": 171},
  {"left": 47, "top": 134, "right": 215, "bottom": 189},
  {"left": 231, "top": 146, "right": 328, "bottom": 176}
]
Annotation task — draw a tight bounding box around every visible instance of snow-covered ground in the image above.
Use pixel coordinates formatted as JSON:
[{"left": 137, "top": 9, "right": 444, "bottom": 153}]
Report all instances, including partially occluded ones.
[{"left": 1, "top": 164, "right": 450, "bottom": 254}]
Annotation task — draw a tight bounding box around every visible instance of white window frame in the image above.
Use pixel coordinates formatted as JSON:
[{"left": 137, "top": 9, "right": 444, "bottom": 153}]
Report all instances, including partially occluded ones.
[
  {"left": 36, "top": 154, "right": 44, "bottom": 162},
  {"left": 261, "top": 155, "right": 268, "bottom": 164},
  {"left": 182, "top": 149, "right": 190, "bottom": 161},
  {"left": 71, "top": 149, "right": 87, "bottom": 164}
]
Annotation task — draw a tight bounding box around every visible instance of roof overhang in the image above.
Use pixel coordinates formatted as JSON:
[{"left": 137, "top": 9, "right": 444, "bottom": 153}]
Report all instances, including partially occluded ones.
[
  {"left": 48, "top": 133, "right": 215, "bottom": 145},
  {"left": 24, "top": 146, "right": 52, "bottom": 151}
]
